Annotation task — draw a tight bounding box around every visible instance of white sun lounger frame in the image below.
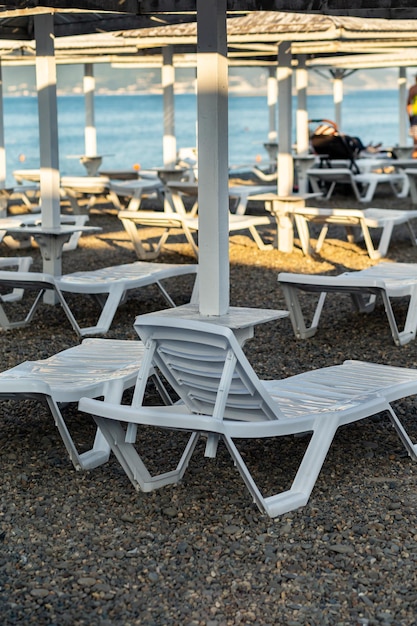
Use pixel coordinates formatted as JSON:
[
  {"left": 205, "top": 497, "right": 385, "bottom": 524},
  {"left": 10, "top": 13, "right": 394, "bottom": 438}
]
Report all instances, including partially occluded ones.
[
  {"left": 278, "top": 262, "right": 417, "bottom": 346},
  {"left": 0, "top": 261, "right": 198, "bottom": 336}
]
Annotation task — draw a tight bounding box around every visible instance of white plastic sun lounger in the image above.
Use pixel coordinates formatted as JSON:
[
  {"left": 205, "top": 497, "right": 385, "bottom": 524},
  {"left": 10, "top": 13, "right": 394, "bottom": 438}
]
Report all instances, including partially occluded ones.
[
  {"left": 307, "top": 167, "right": 408, "bottom": 203},
  {"left": 0, "top": 261, "right": 198, "bottom": 336},
  {"left": 79, "top": 314, "right": 417, "bottom": 518},
  {"left": 109, "top": 179, "right": 164, "bottom": 211},
  {"left": 278, "top": 262, "right": 417, "bottom": 346},
  {"left": 60, "top": 176, "right": 118, "bottom": 214},
  {"left": 0, "top": 338, "right": 171, "bottom": 471},
  {"left": 165, "top": 180, "right": 275, "bottom": 216},
  {"left": 0, "top": 184, "right": 40, "bottom": 217},
  {"left": 292, "top": 207, "right": 417, "bottom": 259},
  {"left": 119, "top": 210, "right": 273, "bottom": 259}
]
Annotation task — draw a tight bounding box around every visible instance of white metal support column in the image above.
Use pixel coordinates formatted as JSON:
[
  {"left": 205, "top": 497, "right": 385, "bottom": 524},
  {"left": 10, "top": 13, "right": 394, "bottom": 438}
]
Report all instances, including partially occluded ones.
[
  {"left": 162, "top": 45, "right": 176, "bottom": 168},
  {"left": 197, "top": 0, "right": 229, "bottom": 315},
  {"left": 267, "top": 66, "right": 278, "bottom": 143},
  {"left": 296, "top": 55, "right": 309, "bottom": 155},
  {"left": 277, "top": 41, "right": 293, "bottom": 197},
  {"left": 84, "top": 63, "right": 97, "bottom": 157},
  {"left": 34, "top": 14, "right": 61, "bottom": 280},
  {"left": 0, "top": 60, "right": 5, "bottom": 193},
  {"left": 333, "top": 72, "right": 343, "bottom": 130},
  {"left": 399, "top": 67, "right": 407, "bottom": 146},
  {"left": 0, "top": 59, "right": 7, "bottom": 218}
]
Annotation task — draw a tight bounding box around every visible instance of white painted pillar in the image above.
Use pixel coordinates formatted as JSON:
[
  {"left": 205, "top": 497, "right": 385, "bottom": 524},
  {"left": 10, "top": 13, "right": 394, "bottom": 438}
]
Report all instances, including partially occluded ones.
[
  {"left": 267, "top": 66, "right": 278, "bottom": 143},
  {"left": 0, "top": 61, "right": 5, "bottom": 190},
  {"left": 333, "top": 75, "right": 343, "bottom": 130},
  {"left": 162, "top": 45, "right": 176, "bottom": 168},
  {"left": 277, "top": 41, "right": 293, "bottom": 197},
  {"left": 0, "top": 60, "right": 6, "bottom": 217},
  {"left": 295, "top": 54, "right": 309, "bottom": 155},
  {"left": 398, "top": 66, "right": 407, "bottom": 146},
  {"left": 84, "top": 63, "right": 97, "bottom": 157},
  {"left": 34, "top": 13, "right": 61, "bottom": 279},
  {"left": 197, "top": 0, "right": 229, "bottom": 315}
]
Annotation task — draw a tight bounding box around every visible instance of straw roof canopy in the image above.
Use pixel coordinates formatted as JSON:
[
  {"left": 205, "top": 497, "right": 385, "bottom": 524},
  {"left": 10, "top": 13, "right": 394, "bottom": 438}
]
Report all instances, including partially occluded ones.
[
  {"left": 0, "top": 3, "right": 412, "bottom": 55},
  {"left": 114, "top": 12, "right": 417, "bottom": 66},
  {"left": 0, "top": 4, "right": 193, "bottom": 39},
  {"left": 1, "top": 9, "right": 416, "bottom": 72},
  {"left": 26, "top": 1, "right": 417, "bottom": 20},
  {"left": 124, "top": 12, "right": 417, "bottom": 41},
  {"left": 0, "top": 1, "right": 415, "bottom": 41}
]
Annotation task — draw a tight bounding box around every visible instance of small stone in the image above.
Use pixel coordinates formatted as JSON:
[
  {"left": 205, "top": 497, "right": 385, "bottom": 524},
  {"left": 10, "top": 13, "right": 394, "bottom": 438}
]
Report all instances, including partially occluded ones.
[
  {"left": 328, "top": 544, "right": 355, "bottom": 554},
  {"left": 30, "top": 588, "right": 49, "bottom": 598},
  {"left": 77, "top": 577, "right": 97, "bottom": 587},
  {"left": 162, "top": 507, "right": 177, "bottom": 518}
]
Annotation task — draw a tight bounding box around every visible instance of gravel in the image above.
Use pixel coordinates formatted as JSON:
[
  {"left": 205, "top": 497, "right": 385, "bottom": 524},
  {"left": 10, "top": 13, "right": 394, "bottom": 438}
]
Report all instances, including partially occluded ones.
[{"left": 1, "top": 186, "right": 417, "bottom": 625}]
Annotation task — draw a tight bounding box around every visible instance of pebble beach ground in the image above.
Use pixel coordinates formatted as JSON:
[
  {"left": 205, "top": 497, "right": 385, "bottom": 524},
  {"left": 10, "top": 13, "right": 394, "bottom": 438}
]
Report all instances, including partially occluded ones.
[{"left": 1, "top": 183, "right": 417, "bottom": 625}]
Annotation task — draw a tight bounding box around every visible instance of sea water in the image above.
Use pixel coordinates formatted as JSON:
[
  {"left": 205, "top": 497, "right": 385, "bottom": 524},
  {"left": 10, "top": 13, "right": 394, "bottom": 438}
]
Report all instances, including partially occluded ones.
[{"left": 3, "top": 89, "right": 405, "bottom": 185}]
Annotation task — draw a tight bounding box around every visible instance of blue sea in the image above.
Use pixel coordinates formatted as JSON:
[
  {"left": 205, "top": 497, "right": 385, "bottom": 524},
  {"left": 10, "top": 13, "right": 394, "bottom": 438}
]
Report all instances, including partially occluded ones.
[{"left": 2, "top": 89, "right": 406, "bottom": 185}]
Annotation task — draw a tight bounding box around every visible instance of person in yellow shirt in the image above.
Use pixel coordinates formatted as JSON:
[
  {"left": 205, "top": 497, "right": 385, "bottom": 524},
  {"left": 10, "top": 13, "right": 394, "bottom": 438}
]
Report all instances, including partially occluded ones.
[{"left": 407, "top": 74, "right": 417, "bottom": 158}]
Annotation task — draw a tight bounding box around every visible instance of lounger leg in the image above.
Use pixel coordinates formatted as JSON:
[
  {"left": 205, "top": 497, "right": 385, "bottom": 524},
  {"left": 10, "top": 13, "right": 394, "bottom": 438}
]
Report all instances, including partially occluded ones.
[
  {"left": 62, "top": 284, "right": 126, "bottom": 336},
  {"left": 350, "top": 292, "right": 377, "bottom": 313},
  {"left": 315, "top": 224, "right": 329, "bottom": 253},
  {"left": 307, "top": 176, "right": 323, "bottom": 196},
  {"left": 64, "top": 190, "right": 85, "bottom": 215},
  {"left": 47, "top": 380, "right": 132, "bottom": 471},
  {"left": 391, "top": 175, "right": 409, "bottom": 199},
  {"left": 409, "top": 176, "right": 417, "bottom": 204},
  {"left": 380, "top": 287, "right": 417, "bottom": 347},
  {"left": 164, "top": 188, "right": 188, "bottom": 216},
  {"left": 223, "top": 415, "right": 338, "bottom": 517},
  {"left": 0, "top": 288, "right": 45, "bottom": 330},
  {"left": 280, "top": 284, "right": 327, "bottom": 339},
  {"left": 190, "top": 274, "right": 199, "bottom": 304},
  {"left": 359, "top": 180, "right": 377, "bottom": 203},
  {"left": 325, "top": 181, "right": 336, "bottom": 200},
  {"left": 180, "top": 223, "right": 199, "bottom": 257},
  {"left": 379, "top": 291, "right": 404, "bottom": 346},
  {"left": 46, "top": 395, "right": 109, "bottom": 471},
  {"left": 247, "top": 224, "right": 273, "bottom": 251},
  {"left": 405, "top": 220, "right": 417, "bottom": 247},
  {"left": 92, "top": 415, "right": 200, "bottom": 492},
  {"left": 386, "top": 405, "right": 417, "bottom": 460},
  {"left": 293, "top": 215, "right": 313, "bottom": 255},
  {"left": 120, "top": 217, "right": 167, "bottom": 260},
  {"left": 359, "top": 220, "right": 380, "bottom": 259},
  {"left": 345, "top": 225, "right": 357, "bottom": 244},
  {"left": 375, "top": 223, "right": 395, "bottom": 258}
]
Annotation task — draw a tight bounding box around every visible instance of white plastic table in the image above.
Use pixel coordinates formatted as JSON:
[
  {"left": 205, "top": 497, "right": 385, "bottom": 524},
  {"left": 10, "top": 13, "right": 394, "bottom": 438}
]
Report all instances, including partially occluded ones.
[
  {"left": 109, "top": 179, "right": 164, "bottom": 211},
  {"left": 4, "top": 224, "right": 100, "bottom": 261},
  {"left": 134, "top": 304, "right": 288, "bottom": 346},
  {"left": 248, "top": 192, "right": 321, "bottom": 253}
]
